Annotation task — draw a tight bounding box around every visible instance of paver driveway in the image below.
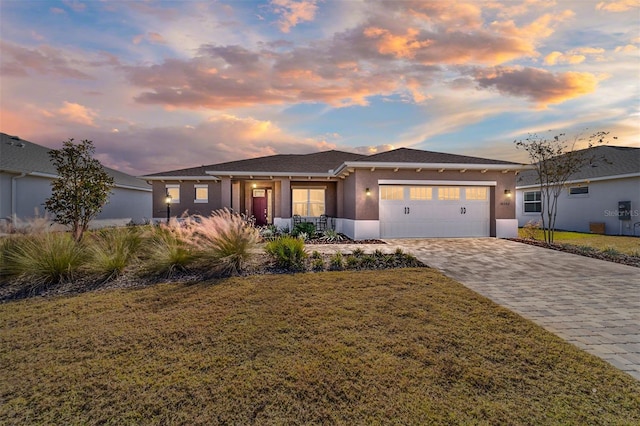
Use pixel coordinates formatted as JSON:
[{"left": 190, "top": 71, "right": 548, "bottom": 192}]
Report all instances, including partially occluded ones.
[{"left": 385, "top": 238, "right": 640, "bottom": 380}]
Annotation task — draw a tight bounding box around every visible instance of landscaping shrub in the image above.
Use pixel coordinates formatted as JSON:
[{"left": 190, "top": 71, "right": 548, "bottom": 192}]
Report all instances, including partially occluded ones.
[
  {"left": 521, "top": 220, "right": 542, "bottom": 240},
  {"left": 329, "top": 252, "right": 344, "bottom": 271},
  {"left": 142, "top": 223, "right": 199, "bottom": 277},
  {"left": 191, "top": 209, "right": 260, "bottom": 276},
  {"left": 85, "top": 227, "right": 143, "bottom": 280},
  {"left": 2, "top": 232, "right": 87, "bottom": 285},
  {"left": 292, "top": 222, "right": 316, "bottom": 238},
  {"left": 265, "top": 236, "right": 308, "bottom": 271},
  {"left": 312, "top": 257, "right": 324, "bottom": 271},
  {"left": 345, "top": 255, "right": 360, "bottom": 269},
  {"left": 319, "top": 229, "right": 344, "bottom": 242}
]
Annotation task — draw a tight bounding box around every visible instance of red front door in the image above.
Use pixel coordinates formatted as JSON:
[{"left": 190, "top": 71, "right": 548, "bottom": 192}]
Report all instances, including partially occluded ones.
[{"left": 252, "top": 194, "right": 268, "bottom": 226}]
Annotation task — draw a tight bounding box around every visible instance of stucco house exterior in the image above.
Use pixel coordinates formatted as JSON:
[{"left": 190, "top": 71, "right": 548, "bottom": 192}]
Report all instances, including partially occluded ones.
[
  {"left": 516, "top": 146, "right": 640, "bottom": 236},
  {"left": 0, "top": 133, "right": 152, "bottom": 228},
  {"left": 141, "top": 148, "right": 528, "bottom": 240}
]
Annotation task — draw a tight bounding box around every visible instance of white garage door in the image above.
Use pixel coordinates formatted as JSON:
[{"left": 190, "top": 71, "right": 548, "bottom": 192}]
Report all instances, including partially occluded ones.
[{"left": 379, "top": 185, "right": 490, "bottom": 238}]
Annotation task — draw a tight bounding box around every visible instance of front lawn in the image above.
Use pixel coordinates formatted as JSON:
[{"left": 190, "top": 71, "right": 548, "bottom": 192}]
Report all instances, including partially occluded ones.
[
  {"left": 1, "top": 269, "right": 638, "bottom": 425},
  {"left": 518, "top": 229, "right": 640, "bottom": 256}
]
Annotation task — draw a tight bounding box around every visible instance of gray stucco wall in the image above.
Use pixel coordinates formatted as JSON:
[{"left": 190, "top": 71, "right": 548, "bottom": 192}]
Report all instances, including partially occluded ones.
[
  {"left": 516, "top": 176, "right": 640, "bottom": 236},
  {"left": 1, "top": 171, "right": 151, "bottom": 227}
]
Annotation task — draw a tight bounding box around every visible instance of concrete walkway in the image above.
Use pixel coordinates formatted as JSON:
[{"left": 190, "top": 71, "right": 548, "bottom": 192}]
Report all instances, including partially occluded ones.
[{"left": 384, "top": 238, "right": 640, "bottom": 380}]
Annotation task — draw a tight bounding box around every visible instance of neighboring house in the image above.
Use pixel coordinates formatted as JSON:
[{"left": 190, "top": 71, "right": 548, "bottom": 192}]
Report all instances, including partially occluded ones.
[
  {"left": 516, "top": 146, "right": 640, "bottom": 236},
  {"left": 141, "top": 148, "right": 528, "bottom": 240},
  {"left": 0, "top": 133, "right": 152, "bottom": 228}
]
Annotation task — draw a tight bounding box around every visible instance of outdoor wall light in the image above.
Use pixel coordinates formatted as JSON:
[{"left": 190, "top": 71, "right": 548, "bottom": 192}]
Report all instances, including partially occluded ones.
[
  {"left": 165, "top": 193, "right": 172, "bottom": 223},
  {"left": 365, "top": 188, "right": 371, "bottom": 196},
  {"left": 252, "top": 183, "right": 257, "bottom": 188},
  {"left": 504, "top": 189, "right": 512, "bottom": 197}
]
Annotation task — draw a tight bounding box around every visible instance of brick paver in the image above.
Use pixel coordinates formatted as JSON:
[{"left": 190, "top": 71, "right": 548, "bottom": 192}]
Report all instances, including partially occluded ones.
[{"left": 384, "top": 238, "right": 640, "bottom": 380}]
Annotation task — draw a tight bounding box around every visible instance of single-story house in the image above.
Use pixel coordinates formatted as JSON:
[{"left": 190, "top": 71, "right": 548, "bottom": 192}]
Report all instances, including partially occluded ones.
[
  {"left": 141, "top": 148, "right": 528, "bottom": 240},
  {"left": 516, "top": 146, "right": 640, "bottom": 236},
  {"left": 0, "top": 132, "right": 152, "bottom": 228}
]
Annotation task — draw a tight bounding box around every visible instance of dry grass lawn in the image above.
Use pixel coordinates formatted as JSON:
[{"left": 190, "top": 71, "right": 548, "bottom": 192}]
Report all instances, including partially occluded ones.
[{"left": 1, "top": 269, "right": 639, "bottom": 425}]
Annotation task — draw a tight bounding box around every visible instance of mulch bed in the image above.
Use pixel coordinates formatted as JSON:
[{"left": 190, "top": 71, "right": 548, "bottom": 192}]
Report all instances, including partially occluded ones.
[{"left": 509, "top": 238, "right": 640, "bottom": 268}]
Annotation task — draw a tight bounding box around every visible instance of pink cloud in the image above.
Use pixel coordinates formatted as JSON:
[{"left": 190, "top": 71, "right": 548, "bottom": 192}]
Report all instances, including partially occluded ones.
[
  {"left": 0, "top": 42, "right": 93, "bottom": 80},
  {"left": 474, "top": 66, "right": 600, "bottom": 107},
  {"left": 270, "top": 0, "right": 318, "bottom": 33},
  {"left": 57, "top": 101, "right": 98, "bottom": 126},
  {"left": 596, "top": 0, "right": 639, "bottom": 12}
]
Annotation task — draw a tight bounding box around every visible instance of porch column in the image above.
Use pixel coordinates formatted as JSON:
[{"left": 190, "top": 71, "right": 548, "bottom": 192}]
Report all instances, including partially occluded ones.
[
  {"left": 220, "top": 177, "right": 232, "bottom": 209},
  {"left": 280, "top": 178, "right": 291, "bottom": 218}
]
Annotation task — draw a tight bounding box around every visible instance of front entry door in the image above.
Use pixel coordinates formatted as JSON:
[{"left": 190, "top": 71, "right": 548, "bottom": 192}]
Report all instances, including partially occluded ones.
[{"left": 252, "top": 191, "right": 268, "bottom": 226}]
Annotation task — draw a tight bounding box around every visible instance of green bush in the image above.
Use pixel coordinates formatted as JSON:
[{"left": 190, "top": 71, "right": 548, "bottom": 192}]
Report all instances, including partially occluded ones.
[
  {"left": 320, "top": 229, "right": 344, "bottom": 242},
  {"left": 192, "top": 209, "right": 260, "bottom": 276},
  {"left": 85, "top": 227, "right": 142, "bottom": 280},
  {"left": 2, "top": 232, "right": 87, "bottom": 285},
  {"left": 329, "top": 252, "right": 344, "bottom": 271},
  {"left": 345, "top": 255, "right": 360, "bottom": 269},
  {"left": 312, "top": 257, "right": 324, "bottom": 271},
  {"left": 292, "top": 222, "right": 316, "bottom": 238},
  {"left": 265, "top": 236, "right": 308, "bottom": 271}
]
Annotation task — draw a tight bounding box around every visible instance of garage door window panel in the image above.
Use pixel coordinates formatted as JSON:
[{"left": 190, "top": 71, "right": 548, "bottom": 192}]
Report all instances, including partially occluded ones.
[
  {"left": 465, "top": 187, "right": 487, "bottom": 201},
  {"left": 381, "top": 186, "right": 404, "bottom": 200},
  {"left": 438, "top": 187, "right": 460, "bottom": 200},
  {"left": 410, "top": 187, "right": 432, "bottom": 200}
]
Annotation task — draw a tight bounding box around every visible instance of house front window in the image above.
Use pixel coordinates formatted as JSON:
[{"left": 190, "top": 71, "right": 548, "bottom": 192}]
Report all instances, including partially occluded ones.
[
  {"left": 292, "top": 188, "right": 325, "bottom": 216},
  {"left": 524, "top": 191, "right": 541, "bottom": 213},
  {"left": 194, "top": 184, "right": 208, "bottom": 203},
  {"left": 166, "top": 184, "right": 180, "bottom": 203}
]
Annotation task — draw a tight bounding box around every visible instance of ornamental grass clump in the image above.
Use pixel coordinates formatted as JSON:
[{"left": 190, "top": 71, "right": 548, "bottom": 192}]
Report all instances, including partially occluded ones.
[
  {"left": 2, "top": 232, "right": 86, "bottom": 285},
  {"left": 142, "top": 221, "right": 199, "bottom": 277},
  {"left": 265, "top": 236, "right": 307, "bottom": 271},
  {"left": 85, "top": 227, "right": 143, "bottom": 280},
  {"left": 191, "top": 209, "right": 260, "bottom": 276}
]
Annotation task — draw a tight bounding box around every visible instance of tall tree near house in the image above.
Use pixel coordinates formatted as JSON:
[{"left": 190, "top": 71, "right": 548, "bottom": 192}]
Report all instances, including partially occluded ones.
[
  {"left": 515, "top": 131, "right": 613, "bottom": 244},
  {"left": 44, "top": 139, "right": 115, "bottom": 242}
]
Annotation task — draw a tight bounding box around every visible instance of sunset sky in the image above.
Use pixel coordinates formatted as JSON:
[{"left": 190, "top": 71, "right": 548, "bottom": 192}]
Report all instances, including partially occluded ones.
[{"left": 1, "top": 0, "right": 638, "bottom": 176}]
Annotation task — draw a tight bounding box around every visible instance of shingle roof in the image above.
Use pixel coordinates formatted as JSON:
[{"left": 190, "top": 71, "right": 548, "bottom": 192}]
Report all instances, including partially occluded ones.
[
  {"left": 144, "top": 147, "right": 524, "bottom": 178},
  {"left": 144, "top": 150, "right": 366, "bottom": 177},
  {"left": 353, "top": 147, "right": 521, "bottom": 165},
  {"left": 517, "top": 146, "right": 640, "bottom": 187},
  {"left": 0, "top": 133, "right": 151, "bottom": 190}
]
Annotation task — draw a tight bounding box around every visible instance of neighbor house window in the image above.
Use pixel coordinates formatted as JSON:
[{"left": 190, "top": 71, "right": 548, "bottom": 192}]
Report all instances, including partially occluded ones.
[
  {"left": 194, "top": 184, "right": 208, "bottom": 203},
  {"left": 438, "top": 187, "right": 460, "bottom": 200},
  {"left": 292, "top": 188, "right": 325, "bottom": 216},
  {"left": 410, "top": 187, "right": 432, "bottom": 200},
  {"left": 165, "top": 184, "right": 180, "bottom": 203},
  {"left": 569, "top": 186, "right": 589, "bottom": 195},
  {"left": 381, "top": 186, "right": 404, "bottom": 200},
  {"left": 465, "top": 187, "right": 488, "bottom": 200},
  {"left": 524, "top": 191, "right": 541, "bottom": 213}
]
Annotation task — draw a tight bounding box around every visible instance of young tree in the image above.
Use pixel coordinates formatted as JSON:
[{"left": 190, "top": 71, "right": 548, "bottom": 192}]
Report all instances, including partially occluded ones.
[
  {"left": 515, "top": 131, "right": 612, "bottom": 243},
  {"left": 44, "top": 139, "right": 115, "bottom": 242}
]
